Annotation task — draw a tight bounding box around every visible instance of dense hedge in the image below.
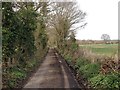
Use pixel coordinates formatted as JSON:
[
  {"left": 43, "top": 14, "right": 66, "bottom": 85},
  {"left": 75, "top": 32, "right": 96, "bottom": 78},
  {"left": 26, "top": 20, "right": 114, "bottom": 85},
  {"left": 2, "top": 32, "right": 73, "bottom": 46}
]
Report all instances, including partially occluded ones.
[{"left": 2, "top": 2, "right": 48, "bottom": 88}]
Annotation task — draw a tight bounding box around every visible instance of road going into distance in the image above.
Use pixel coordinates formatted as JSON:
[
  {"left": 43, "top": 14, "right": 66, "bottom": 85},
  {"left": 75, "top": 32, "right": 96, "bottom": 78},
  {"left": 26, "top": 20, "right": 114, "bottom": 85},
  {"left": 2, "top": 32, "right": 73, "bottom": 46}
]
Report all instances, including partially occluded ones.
[{"left": 24, "top": 49, "right": 80, "bottom": 89}]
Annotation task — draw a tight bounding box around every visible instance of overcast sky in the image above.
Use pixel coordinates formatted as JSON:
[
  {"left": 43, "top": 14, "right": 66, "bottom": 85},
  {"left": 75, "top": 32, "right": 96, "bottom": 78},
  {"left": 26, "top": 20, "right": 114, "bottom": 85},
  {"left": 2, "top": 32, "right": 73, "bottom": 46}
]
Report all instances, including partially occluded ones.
[{"left": 75, "top": 0, "right": 119, "bottom": 40}]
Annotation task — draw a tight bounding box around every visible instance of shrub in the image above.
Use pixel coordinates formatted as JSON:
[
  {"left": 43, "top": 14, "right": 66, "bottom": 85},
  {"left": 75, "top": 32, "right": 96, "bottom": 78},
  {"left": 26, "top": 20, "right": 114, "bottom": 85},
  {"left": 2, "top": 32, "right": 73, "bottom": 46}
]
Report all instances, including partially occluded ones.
[
  {"left": 26, "top": 59, "right": 37, "bottom": 69},
  {"left": 8, "top": 78, "right": 16, "bottom": 88},
  {"left": 71, "top": 43, "right": 79, "bottom": 51},
  {"left": 64, "top": 54, "right": 72, "bottom": 63},
  {"left": 75, "top": 58, "right": 90, "bottom": 70},
  {"left": 7, "top": 67, "right": 27, "bottom": 88},
  {"left": 89, "top": 72, "right": 120, "bottom": 89},
  {"left": 9, "top": 67, "right": 26, "bottom": 79},
  {"left": 78, "top": 63, "right": 100, "bottom": 79},
  {"left": 89, "top": 74, "right": 105, "bottom": 88},
  {"left": 11, "top": 70, "right": 26, "bottom": 79}
]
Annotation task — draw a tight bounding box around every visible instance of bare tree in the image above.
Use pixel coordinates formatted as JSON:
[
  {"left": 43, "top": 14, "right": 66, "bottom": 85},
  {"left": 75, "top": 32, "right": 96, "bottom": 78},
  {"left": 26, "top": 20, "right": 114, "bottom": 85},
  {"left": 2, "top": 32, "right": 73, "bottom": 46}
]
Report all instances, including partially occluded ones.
[
  {"left": 101, "top": 34, "right": 111, "bottom": 44},
  {"left": 48, "top": 2, "right": 86, "bottom": 49}
]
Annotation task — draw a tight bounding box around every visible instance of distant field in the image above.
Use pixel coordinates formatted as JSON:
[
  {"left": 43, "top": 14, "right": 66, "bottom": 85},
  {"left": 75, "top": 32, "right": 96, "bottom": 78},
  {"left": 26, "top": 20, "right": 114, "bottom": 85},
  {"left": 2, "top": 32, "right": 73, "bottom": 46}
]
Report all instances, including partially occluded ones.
[{"left": 79, "top": 44, "right": 118, "bottom": 56}]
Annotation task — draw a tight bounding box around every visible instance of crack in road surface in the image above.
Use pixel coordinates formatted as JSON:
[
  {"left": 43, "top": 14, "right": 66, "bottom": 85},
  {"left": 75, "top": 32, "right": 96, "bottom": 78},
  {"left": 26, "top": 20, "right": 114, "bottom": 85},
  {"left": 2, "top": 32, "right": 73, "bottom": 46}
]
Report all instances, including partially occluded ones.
[{"left": 24, "top": 49, "right": 80, "bottom": 89}]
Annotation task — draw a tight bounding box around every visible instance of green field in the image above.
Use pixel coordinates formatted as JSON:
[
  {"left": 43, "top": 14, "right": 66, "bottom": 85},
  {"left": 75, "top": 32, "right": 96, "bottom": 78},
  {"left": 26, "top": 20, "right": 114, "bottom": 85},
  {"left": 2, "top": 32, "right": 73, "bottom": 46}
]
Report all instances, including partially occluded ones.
[{"left": 79, "top": 44, "right": 118, "bottom": 56}]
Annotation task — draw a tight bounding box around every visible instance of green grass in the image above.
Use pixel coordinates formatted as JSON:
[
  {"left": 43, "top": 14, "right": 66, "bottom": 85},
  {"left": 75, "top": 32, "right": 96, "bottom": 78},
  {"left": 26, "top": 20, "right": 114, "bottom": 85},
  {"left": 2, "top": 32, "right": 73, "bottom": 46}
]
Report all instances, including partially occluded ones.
[{"left": 80, "top": 44, "right": 118, "bottom": 56}]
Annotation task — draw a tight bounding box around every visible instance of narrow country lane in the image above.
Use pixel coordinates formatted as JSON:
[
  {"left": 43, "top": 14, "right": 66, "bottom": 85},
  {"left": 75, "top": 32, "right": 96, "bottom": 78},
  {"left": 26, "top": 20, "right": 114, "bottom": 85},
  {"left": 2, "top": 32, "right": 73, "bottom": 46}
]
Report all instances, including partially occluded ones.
[{"left": 23, "top": 49, "right": 80, "bottom": 89}]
